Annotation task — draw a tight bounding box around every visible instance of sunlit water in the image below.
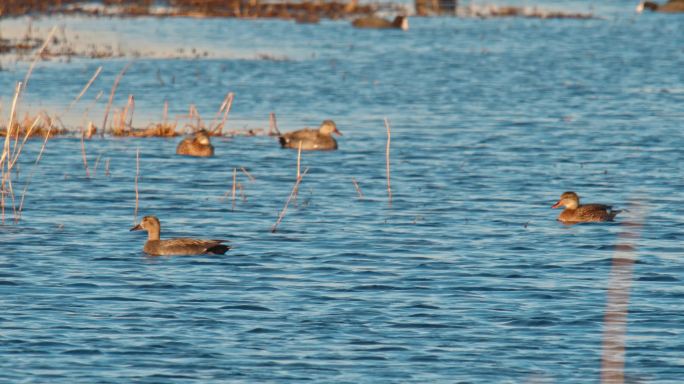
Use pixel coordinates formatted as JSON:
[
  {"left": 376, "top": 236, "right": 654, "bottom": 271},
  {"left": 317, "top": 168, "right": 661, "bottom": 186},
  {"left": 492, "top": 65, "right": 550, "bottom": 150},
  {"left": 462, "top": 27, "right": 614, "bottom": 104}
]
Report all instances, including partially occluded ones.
[{"left": 1, "top": 2, "right": 683, "bottom": 382}]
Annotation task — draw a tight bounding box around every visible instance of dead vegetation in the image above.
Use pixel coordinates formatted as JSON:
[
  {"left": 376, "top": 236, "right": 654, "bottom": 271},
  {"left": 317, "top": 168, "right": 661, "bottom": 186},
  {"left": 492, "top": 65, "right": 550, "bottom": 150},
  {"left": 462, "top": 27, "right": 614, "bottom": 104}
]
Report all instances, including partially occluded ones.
[
  {"left": 458, "top": 5, "right": 595, "bottom": 19},
  {"left": 1, "top": 0, "right": 384, "bottom": 20},
  {"left": 0, "top": 113, "right": 68, "bottom": 138}
]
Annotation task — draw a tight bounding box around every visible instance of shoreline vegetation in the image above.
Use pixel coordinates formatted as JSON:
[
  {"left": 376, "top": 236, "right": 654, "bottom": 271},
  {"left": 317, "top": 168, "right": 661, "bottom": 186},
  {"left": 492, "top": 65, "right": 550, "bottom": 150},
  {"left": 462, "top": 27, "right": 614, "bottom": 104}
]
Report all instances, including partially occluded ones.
[{"left": 0, "top": 1, "right": 599, "bottom": 22}]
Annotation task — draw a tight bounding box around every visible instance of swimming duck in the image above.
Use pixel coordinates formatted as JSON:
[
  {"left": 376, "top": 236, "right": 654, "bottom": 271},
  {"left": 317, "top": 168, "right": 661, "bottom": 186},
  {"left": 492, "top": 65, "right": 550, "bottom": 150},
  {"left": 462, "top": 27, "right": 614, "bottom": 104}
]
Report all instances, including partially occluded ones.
[
  {"left": 176, "top": 130, "right": 214, "bottom": 157},
  {"left": 552, "top": 191, "right": 621, "bottom": 223},
  {"left": 352, "top": 15, "right": 409, "bottom": 31},
  {"left": 130, "top": 215, "right": 230, "bottom": 256},
  {"left": 279, "top": 120, "right": 342, "bottom": 151}
]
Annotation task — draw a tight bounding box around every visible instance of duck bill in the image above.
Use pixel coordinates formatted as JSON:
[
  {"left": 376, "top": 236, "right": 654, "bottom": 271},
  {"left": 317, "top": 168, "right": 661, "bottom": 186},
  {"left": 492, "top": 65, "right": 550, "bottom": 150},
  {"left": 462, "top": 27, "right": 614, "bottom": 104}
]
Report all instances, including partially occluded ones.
[
  {"left": 334, "top": 128, "right": 342, "bottom": 136},
  {"left": 551, "top": 201, "right": 562, "bottom": 209},
  {"left": 130, "top": 224, "right": 142, "bottom": 231}
]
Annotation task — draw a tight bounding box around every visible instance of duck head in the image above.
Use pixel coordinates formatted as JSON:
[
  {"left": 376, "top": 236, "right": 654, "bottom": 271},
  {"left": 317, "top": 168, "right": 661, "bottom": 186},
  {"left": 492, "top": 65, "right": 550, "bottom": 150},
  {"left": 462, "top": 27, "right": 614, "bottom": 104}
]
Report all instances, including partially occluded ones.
[
  {"left": 130, "top": 215, "right": 161, "bottom": 240},
  {"left": 552, "top": 191, "right": 580, "bottom": 209},
  {"left": 319, "top": 120, "right": 342, "bottom": 136},
  {"left": 194, "top": 130, "right": 212, "bottom": 146},
  {"left": 393, "top": 16, "right": 409, "bottom": 31}
]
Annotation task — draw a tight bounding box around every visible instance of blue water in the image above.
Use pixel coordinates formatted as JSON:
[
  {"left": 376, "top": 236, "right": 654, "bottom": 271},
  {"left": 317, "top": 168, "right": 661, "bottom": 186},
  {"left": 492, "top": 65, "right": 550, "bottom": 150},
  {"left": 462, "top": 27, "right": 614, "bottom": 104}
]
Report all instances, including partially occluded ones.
[{"left": 1, "top": 3, "right": 684, "bottom": 382}]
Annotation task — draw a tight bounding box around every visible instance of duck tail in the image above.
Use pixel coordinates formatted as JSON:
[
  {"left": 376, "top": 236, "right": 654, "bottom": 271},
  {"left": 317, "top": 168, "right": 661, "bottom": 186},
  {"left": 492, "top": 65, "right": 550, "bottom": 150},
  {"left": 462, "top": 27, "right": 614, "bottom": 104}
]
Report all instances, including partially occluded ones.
[
  {"left": 608, "top": 208, "right": 625, "bottom": 221},
  {"left": 207, "top": 244, "right": 230, "bottom": 255}
]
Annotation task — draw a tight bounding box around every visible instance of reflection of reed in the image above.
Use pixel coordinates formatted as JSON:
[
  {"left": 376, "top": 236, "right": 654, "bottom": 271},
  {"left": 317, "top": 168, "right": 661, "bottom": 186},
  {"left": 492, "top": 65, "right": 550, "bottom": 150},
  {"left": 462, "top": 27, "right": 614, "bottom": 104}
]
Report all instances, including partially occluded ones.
[
  {"left": 351, "top": 177, "right": 363, "bottom": 199},
  {"left": 600, "top": 201, "right": 646, "bottom": 384},
  {"left": 133, "top": 147, "right": 140, "bottom": 225},
  {"left": 384, "top": 118, "right": 392, "bottom": 206}
]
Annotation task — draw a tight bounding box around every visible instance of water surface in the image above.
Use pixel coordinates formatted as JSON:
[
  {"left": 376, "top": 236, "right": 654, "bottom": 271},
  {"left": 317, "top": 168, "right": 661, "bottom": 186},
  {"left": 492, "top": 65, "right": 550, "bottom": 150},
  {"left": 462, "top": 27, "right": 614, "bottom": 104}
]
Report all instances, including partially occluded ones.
[{"left": 1, "top": 3, "right": 683, "bottom": 382}]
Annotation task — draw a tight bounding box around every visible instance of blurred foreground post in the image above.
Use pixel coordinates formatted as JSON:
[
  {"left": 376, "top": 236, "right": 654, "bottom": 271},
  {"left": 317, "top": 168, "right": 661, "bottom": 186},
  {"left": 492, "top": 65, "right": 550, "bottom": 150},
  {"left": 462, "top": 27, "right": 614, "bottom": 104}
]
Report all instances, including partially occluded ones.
[{"left": 600, "top": 201, "right": 646, "bottom": 384}]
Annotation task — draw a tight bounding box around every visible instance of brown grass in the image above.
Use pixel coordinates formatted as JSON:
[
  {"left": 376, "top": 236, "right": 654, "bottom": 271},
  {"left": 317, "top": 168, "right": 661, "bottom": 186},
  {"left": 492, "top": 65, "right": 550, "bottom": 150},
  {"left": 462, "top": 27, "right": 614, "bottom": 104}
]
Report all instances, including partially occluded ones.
[{"left": 0, "top": 113, "right": 68, "bottom": 138}]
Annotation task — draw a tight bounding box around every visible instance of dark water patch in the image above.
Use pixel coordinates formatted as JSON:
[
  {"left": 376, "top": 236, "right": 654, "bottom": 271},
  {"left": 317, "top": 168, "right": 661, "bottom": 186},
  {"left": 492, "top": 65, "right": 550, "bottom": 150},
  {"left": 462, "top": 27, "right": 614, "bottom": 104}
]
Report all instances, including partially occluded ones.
[
  {"left": 61, "top": 349, "right": 102, "bottom": 355},
  {"left": 390, "top": 322, "right": 451, "bottom": 329},
  {"left": 636, "top": 274, "right": 679, "bottom": 282},
  {"left": 220, "top": 304, "right": 272, "bottom": 311}
]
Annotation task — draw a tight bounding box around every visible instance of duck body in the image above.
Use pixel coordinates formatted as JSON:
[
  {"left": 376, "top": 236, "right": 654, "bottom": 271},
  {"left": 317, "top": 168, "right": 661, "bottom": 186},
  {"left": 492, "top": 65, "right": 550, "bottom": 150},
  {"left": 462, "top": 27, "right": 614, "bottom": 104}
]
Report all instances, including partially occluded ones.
[
  {"left": 552, "top": 191, "right": 621, "bottom": 224},
  {"left": 641, "top": 0, "right": 684, "bottom": 12},
  {"left": 279, "top": 120, "right": 341, "bottom": 151},
  {"left": 556, "top": 204, "right": 619, "bottom": 223},
  {"left": 352, "top": 15, "right": 409, "bottom": 30},
  {"left": 142, "top": 238, "right": 229, "bottom": 256},
  {"left": 176, "top": 130, "right": 214, "bottom": 157},
  {"left": 131, "top": 216, "right": 230, "bottom": 256}
]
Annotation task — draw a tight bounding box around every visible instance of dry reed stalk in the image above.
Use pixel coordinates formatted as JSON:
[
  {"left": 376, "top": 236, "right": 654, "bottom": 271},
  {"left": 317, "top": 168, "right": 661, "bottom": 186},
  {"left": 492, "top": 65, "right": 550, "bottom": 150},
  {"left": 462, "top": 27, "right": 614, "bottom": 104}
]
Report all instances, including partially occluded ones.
[
  {"left": 212, "top": 92, "right": 234, "bottom": 135},
  {"left": 22, "top": 26, "right": 57, "bottom": 92},
  {"left": 238, "top": 182, "right": 246, "bottom": 202},
  {"left": 1, "top": 83, "right": 23, "bottom": 223},
  {"left": 268, "top": 112, "right": 280, "bottom": 136},
  {"left": 67, "top": 66, "right": 103, "bottom": 112},
  {"left": 188, "top": 104, "right": 203, "bottom": 130},
  {"left": 162, "top": 101, "right": 169, "bottom": 123},
  {"left": 1, "top": 84, "right": 22, "bottom": 169},
  {"left": 125, "top": 95, "right": 135, "bottom": 130},
  {"left": 105, "top": 158, "right": 110, "bottom": 177},
  {"left": 384, "top": 117, "right": 392, "bottom": 205},
  {"left": 85, "top": 121, "right": 96, "bottom": 139},
  {"left": 231, "top": 167, "right": 237, "bottom": 211},
  {"left": 83, "top": 90, "right": 104, "bottom": 119},
  {"left": 134, "top": 147, "right": 140, "bottom": 224},
  {"left": 600, "top": 202, "right": 645, "bottom": 384},
  {"left": 296, "top": 141, "right": 302, "bottom": 179},
  {"left": 92, "top": 154, "right": 102, "bottom": 177},
  {"left": 80, "top": 129, "right": 90, "bottom": 178},
  {"left": 101, "top": 62, "right": 132, "bottom": 137},
  {"left": 351, "top": 177, "right": 364, "bottom": 199},
  {"left": 9, "top": 114, "right": 42, "bottom": 169},
  {"left": 292, "top": 141, "right": 303, "bottom": 203},
  {"left": 17, "top": 125, "right": 52, "bottom": 222},
  {"left": 240, "top": 167, "right": 255, "bottom": 182},
  {"left": 271, "top": 167, "right": 309, "bottom": 233}
]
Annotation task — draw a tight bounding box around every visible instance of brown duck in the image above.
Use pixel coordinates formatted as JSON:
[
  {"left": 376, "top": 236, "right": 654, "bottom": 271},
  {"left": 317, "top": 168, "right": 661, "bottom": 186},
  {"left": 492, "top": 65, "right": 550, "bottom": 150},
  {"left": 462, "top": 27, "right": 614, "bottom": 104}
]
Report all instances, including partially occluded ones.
[
  {"left": 279, "top": 120, "right": 342, "bottom": 151},
  {"left": 552, "top": 191, "right": 621, "bottom": 223},
  {"left": 352, "top": 15, "right": 409, "bottom": 30},
  {"left": 130, "top": 215, "right": 230, "bottom": 256},
  {"left": 176, "top": 130, "right": 214, "bottom": 157}
]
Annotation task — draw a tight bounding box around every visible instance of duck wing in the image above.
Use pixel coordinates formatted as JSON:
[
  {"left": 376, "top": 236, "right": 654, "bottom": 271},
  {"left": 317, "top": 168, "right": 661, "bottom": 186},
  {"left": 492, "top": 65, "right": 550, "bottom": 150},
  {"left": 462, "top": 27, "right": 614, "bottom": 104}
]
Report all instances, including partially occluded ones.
[
  {"left": 279, "top": 129, "right": 318, "bottom": 147},
  {"left": 149, "top": 238, "right": 230, "bottom": 256},
  {"left": 577, "top": 204, "right": 620, "bottom": 221}
]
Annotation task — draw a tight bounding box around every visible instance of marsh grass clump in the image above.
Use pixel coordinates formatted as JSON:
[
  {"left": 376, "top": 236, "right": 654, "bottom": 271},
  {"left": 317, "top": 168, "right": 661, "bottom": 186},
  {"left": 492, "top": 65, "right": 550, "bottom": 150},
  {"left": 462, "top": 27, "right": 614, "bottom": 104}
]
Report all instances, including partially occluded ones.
[{"left": 0, "top": 113, "right": 68, "bottom": 139}]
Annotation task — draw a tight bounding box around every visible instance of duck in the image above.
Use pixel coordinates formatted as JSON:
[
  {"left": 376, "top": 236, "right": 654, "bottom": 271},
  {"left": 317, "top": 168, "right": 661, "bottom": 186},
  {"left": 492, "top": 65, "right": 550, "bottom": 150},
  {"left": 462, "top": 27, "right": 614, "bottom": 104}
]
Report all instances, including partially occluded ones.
[
  {"left": 352, "top": 15, "right": 409, "bottom": 31},
  {"left": 279, "top": 120, "right": 342, "bottom": 151},
  {"left": 551, "top": 191, "right": 621, "bottom": 223},
  {"left": 176, "top": 130, "right": 214, "bottom": 157},
  {"left": 130, "top": 215, "right": 230, "bottom": 256},
  {"left": 637, "top": 0, "right": 684, "bottom": 12}
]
